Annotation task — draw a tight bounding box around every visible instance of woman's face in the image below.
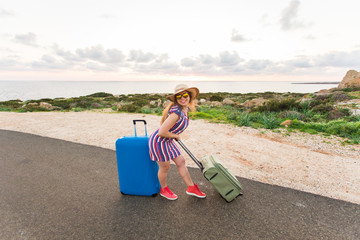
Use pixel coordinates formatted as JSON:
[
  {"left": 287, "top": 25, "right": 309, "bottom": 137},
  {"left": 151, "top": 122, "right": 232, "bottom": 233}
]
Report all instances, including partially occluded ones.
[{"left": 175, "top": 91, "right": 190, "bottom": 108}]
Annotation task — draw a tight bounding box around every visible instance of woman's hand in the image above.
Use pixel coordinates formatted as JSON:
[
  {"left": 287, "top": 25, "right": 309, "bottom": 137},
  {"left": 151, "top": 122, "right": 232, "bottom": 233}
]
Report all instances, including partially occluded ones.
[{"left": 174, "top": 134, "right": 181, "bottom": 141}]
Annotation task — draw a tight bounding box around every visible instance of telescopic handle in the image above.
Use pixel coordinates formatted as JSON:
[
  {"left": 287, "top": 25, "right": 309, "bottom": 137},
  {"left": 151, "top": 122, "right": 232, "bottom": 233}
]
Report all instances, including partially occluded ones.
[
  {"left": 133, "top": 119, "right": 147, "bottom": 136},
  {"left": 176, "top": 140, "right": 204, "bottom": 171}
]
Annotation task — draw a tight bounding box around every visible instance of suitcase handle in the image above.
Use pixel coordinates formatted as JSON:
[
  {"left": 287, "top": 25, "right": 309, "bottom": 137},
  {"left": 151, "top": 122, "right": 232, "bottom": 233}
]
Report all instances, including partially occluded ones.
[
  {"left": 133, "top": 120, "right": 147, "bottom": 136},
  {"left": 176, "top": 140, "right": 204, "bottom": 171}
]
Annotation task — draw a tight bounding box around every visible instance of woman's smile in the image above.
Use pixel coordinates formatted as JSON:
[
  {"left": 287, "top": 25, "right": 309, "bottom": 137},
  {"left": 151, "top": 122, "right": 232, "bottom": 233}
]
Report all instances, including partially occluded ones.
[{"left": 178, "top": 97, "right": 189, "bottom": 106}]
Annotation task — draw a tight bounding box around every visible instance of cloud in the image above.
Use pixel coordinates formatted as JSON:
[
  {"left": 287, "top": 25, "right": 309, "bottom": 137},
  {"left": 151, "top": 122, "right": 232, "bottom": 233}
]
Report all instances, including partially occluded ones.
[
  {"left": 75, "top": 45, "right": 125, "bottom": 63},
  {"left": 279, "top": 0, "right": 305, "bottom": 31},
  {"left": 84, "top": 62, "right": 115, "bottom": 71},
  {"left": 245, "top": 59, "right": 273, "bottom": 71},
  {"left": 314, "top": 50, "right": 360, "bottom": 67},
  {"left": 6, "top": 43, "right": 357, "bottom": 76},
  {"left": 50, "top": 45, "right": 126, "bottom": 71},
  {"left": 231, "top": 29, "right": 247, "bottom": 42},
  {"left": 133, "top": 54, "right": 180, "bottom": 74},
  {"left": 218, "top": 51, "right": 244, "bottom": 67},
  {"left": 32, "top": 54, "right": 70, "bottom": 69},
  {"left": 128, "top": 50, "right": 156, "bottom": 63},
  {"left": 53, "top": 45, "right": 82, "bottom": 62},
  {"left": 13, "top": 32, "right": 38, "bottom": 47},
  {"left": 0, "top": 58, "right": 17, "bottom": 70},
  {"left": 0, "top": 9, "right": 14, "bottom": 17},
  {"left": 181, "top": 57, "right": 197, "bottom": 67},
  {"left": 49, "top": 45, "right": 177, "bottom": 72}
]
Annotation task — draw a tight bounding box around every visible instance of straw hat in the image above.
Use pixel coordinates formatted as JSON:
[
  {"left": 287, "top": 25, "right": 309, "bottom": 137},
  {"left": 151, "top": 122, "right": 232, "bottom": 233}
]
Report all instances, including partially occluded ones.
[{"left": 166, "top": 84, "right": 200, "bottom": 102}]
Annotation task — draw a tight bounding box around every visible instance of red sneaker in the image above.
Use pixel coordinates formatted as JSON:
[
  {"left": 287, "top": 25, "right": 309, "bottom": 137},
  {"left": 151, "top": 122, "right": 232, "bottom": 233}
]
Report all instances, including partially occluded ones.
[
  {"left": 186, "top": 183, "right": 206, "bottom": 198},
  {"left": 160, "top": 186, "right": 178, "bottom": 200}
]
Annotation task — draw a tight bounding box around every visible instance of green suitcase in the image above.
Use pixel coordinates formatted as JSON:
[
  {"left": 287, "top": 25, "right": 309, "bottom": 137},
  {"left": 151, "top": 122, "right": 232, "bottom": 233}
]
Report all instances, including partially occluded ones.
[
  {"left": 177, "top": 140, "right": 243, "bottom": 203},
  {"left": 202, "top": 155, "right": 243, "bottom": 202}
]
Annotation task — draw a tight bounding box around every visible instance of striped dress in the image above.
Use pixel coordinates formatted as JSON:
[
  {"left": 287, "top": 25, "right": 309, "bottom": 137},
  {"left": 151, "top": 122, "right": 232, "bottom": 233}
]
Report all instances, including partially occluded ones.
[{"left": 148, "top": 105, "right": 189, "bottom": 162}]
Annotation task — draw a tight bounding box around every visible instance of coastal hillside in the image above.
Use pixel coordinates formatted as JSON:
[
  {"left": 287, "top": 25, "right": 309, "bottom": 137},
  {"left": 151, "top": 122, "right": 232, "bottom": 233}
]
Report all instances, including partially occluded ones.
[{"left": 1, "top": 86, "right": 360, "bottom": 144}]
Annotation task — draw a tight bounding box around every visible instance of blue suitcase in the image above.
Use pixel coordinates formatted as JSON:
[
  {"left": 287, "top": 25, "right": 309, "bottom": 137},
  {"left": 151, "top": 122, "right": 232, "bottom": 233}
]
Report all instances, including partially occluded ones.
[{"left": 115, "top": 120, "right": 160, "bottom": 196}]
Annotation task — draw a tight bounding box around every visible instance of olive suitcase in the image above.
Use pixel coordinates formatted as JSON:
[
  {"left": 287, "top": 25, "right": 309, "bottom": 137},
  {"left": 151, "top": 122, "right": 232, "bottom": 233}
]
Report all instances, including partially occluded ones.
[{"left": 177, "top": 140, "right": 243, "bottom": 202}]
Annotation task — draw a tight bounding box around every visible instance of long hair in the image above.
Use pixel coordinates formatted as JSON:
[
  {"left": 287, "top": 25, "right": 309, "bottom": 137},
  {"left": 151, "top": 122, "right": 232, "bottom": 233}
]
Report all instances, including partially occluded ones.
[{"left": 160, "top": 91, "right": 196, "bottom": 125}]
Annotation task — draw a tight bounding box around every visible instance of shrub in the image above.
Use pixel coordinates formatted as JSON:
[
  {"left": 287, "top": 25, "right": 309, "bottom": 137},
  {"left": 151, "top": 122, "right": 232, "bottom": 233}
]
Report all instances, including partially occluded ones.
[
  {"left": 192, "top": 112, "right": 214, "bottom": 119},
  {"left": 260, "top": 113, "right": 281, "bottom": 129},
  {"left": 280, "top": 110, "right": 305, "bottom": 120},
  {"left": 86, "top": 92, "right": 113, "bottom": 98},
  {"left": 0, "top": 107, "right": 12, "bottom": 111},
  {"left": 52, "top": 99, "right": 71, "bottom": 109},
  {"left": 341, "top": 87, "right": 360, "bottom": 92},
  {"left": 256, "top": 98, "right": 300, "bottom": 112},
  {"left": 209, "top": 94, "right": 224, "bottom": 102},
  {"left": 141, "top": 107, "right": 152, "bottom": 114},
  {"left": 120, "top": 104, "right": 140, "bottom": 113},
  {"left": 0, "top": 100, "right": 22, "bottom": 109},
  {"left": 328, "top": 109, "right": 349, "bottom": 120},
  {"left": 311, "top": 103, "right": 334, "bottom": 113},
  {"left": 330, "top": 92, "right": 351, "bottom": 102},
  {"left": 289, "top": 119, "right": 360, "bottom": 143},
  {"left": 236, "top": 112, "right": 252, "bottom": 126}
]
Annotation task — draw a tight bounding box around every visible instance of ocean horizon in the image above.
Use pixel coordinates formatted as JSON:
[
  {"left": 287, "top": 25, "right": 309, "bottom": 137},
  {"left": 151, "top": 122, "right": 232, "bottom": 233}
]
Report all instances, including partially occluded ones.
[{"left": 0, "top": 80, "right": 340, "bottom": 102}]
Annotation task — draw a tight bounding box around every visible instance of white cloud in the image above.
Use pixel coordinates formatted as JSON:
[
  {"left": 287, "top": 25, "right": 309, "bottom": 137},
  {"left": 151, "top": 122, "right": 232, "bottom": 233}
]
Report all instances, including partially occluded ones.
[
  {"left": 181, "top": 57, "right": 197, "bottom": 67},
  {"left": 279, "top": 0, "right": 305, "bottom": 31},
  {"left": 13, "top": 32, "right": 38, "bottom": 47},
  {"left": 314, "top": 50, "right": 360, "bottom": 67},
  {"left": 245, "top": 59, "right": 273, "bottom": 71},
  {"left": 53, "top": 45, "right": 82, "bottom": 62},
  {"left": 128, "top": 50, "right": 156, "bottom": 63},
  {"left": 3, "top": 42, "right": 359, "bottom": 77},
  {"left": 231, "top": 29, "right": 247, "bottom": 42},
  {"left": 218, "top": 51, "right": 244, "bottom": 67},
  {"left": 84, "top": 62, "right": 116, "bottom": 71},
  {"left": 0, "top": 8, "right": 14, "bottom": 17},
  {"left": 0, "top": 58, "right": 17, "bottom": 69},
  {"left": 75, "top": 45, "right": 125, "bottom": 63},
  {"left": 32, "top": 54, "right": 70, "bottom": 69}
]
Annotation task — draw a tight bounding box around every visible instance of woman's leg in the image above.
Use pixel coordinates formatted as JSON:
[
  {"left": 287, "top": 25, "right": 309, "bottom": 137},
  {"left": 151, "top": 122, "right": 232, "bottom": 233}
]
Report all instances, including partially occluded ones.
[
  {"left": 157, "top": 161, "right": 171, "bottom": 188},
  {"left": 172, "top": 155, "right": 194, "bottom": 186}
]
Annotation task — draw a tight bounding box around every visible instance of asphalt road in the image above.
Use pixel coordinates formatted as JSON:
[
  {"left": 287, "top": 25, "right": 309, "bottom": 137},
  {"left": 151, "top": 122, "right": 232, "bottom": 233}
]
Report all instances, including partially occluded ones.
[{"left": 1, "top": 129, "right": 359, "bottom": 240}]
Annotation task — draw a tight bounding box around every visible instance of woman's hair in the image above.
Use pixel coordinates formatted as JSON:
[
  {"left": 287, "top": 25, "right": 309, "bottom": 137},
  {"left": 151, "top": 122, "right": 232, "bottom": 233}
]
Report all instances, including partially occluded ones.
[{"left": 160, "top": 91, "right": 196, "bottom": 125}]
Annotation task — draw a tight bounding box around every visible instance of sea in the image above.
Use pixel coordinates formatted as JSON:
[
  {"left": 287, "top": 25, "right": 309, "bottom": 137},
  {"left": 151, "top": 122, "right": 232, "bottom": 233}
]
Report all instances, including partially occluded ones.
[{"left": 0, "top": 80, "right": 340, "bottom": 102}]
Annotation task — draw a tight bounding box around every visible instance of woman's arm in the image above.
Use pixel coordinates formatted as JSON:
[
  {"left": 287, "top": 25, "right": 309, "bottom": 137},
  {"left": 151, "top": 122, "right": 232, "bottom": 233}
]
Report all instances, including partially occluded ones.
[{"left": 158, "top": 113, "right": 181, "bottom": 140}]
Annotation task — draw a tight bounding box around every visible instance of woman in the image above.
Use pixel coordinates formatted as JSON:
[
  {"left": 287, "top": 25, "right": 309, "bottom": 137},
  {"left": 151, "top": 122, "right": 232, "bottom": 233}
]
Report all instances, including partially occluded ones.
[{"left": 148, "top": 84, "right": 206, "bottom": 200}]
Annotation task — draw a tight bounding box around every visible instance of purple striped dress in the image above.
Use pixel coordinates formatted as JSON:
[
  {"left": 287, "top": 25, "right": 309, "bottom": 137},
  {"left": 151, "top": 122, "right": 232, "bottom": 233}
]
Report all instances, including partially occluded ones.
[{"left": 148, "top": 105, "right": 189, "bottom": 162}]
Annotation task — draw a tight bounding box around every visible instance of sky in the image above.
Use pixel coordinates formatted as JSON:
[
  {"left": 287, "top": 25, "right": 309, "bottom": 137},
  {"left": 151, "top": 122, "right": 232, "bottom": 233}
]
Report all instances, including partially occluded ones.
[{"left": 0, "top": 0, "right": 360, "bottom": 82}]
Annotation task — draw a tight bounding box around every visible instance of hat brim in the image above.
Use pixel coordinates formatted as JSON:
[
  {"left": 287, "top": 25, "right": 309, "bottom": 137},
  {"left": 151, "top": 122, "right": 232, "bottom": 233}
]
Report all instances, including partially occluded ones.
[{"left": 166, "top": 87, "right": 199, "bottom": 102}]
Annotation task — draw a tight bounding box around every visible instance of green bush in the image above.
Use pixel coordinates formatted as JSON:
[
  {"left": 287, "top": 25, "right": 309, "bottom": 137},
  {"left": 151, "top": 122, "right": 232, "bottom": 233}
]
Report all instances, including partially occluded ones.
[
  {"left": 209, "top": 94, "right": 224, "bottom": 102},
  {"left": 280, "top": 110, "right": 305, "bottom": 120},
  {"left": 0, "top": 100, "right": 23, "bottom": 109},
  {"left": 289, "top": 119, "right": 360, "bottom": 143},
  {"left": 141, "top": 107, "right": 152, "bottom": 114},
  {"left": 119, "top": 104, "right": 140, "bottom": 113},
  {"left": 192, "top": 112, "right": 214, "bottom": 119},
  {"left": 0, "top": 107, "right": 12, "bottom": 111},
  {"left": 259, "top": 113, "right": 281, "bottom": 129},
  {"left": 237, "top": 112, "right": 252, "bottom": 126},
  {"left": 86, "top": 92, "right": 113, "bottom": 98},
  {"left": 311, "top": 103, "right": 334, "bottom": 113},
  {"left": 256, "top": 98, "right": 300, "bottom": 112}
]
